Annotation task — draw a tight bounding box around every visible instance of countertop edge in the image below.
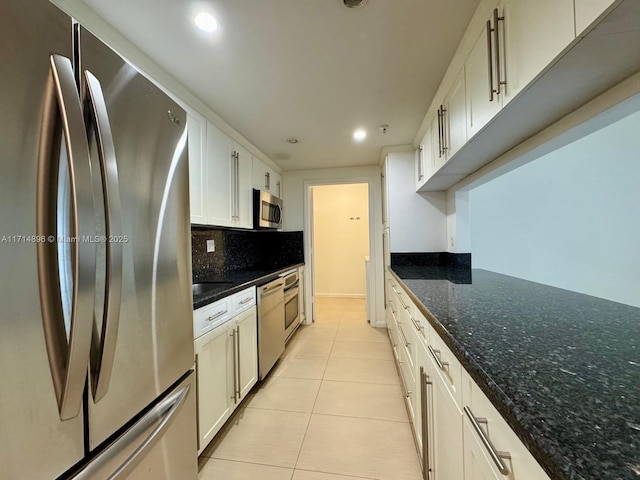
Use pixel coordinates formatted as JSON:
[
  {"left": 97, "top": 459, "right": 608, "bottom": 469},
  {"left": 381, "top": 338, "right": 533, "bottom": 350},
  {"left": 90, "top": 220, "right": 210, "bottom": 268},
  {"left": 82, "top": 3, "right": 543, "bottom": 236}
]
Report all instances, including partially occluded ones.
[
  {"left": 387, "top": 267, "right": 567, "bottom": 480},
  {"left": 193, "top": 263, "right": 304, "bottom": 310}
]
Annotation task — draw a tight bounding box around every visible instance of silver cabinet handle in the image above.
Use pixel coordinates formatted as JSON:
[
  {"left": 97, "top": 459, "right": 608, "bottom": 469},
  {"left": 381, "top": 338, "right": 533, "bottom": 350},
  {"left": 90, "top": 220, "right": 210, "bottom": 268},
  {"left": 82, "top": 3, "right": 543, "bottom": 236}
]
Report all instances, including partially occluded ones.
[
  {"left": 265, "top": 171, "right": 270, "bottom": 190},
  {"left": 398, "top": 324, "right": 410, "bottom": 347},
  {"left": 238, "top": 297, "right": 253, "bottom": 306},
  {"left": 235, "top": 325, "right": 241, "bottom": 400},
  {"left": 396, "top": 292, "right": 409, "bottom": 311},
  {"left": 464, "top": 406, "right": 511, "bottom": 475},
  {"left": 207, "top": 310, "right": 228, "bottom": 322},
  {"left": 276, "top": 180, "right": 281, "bottom": 198},
  {"left": 428, "top": 345, "right": 449, "bottom": 371},
  {"left": 408, "top": 313, "right": 422, "bottom": 333},
  {"left": 72, "top": 381, "right": 191, "bottom": 479},
  {"left": 37, "top": 54, "right": 95, "bottom": 421},
  {"left": 230, "top": 329, "right": 238, "bottom": 402},
  {"left": 486, "top": 19, "right": 495, "bottom": 101},
  {"left": 440, "top": 105, "right": 448, "bottom": 155},
  {"left": 420, "top": 366, "right": 433, "bottom": 479},
  {"left": 84, "top": 70, "right": 124, "bottom": 403},
  {"left": 417, "top": 145, "right": 423, "bottom": 181},
  {"left": 493, "top": 8, "right": 506, "bottom": 95}
]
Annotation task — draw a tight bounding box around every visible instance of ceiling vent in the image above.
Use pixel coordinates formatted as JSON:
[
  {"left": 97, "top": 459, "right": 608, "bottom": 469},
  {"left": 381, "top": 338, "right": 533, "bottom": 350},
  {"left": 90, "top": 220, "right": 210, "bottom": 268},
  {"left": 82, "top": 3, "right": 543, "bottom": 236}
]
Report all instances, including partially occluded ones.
[{"left": 341, "top": 0, "right": 368, "bottom": 9}]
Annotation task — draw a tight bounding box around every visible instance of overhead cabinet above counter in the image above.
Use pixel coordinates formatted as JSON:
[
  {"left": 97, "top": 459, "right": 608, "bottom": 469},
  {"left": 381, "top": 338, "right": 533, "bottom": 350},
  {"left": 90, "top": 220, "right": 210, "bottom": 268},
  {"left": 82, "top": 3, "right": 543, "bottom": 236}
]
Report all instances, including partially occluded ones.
[
  {"left": 416, "top": 0, "right": 638, "bottom": 191},
  {"left": 252, "top": 157, "right": 282, "bottom": 199},
  {"left": 188, "top": 114, "right": 283, "bottom": 229}
]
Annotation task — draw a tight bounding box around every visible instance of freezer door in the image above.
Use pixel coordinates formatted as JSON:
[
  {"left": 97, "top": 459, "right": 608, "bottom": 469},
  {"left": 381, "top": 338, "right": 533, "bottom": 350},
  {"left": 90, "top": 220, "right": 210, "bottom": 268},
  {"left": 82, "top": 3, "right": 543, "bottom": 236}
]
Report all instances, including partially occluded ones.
[
  {"left": 0, "top": 1, "right": 87, "bottom": 479},
  {"left": 70, "top": 371, "right": 198, "bottom": 480},
  {"left": 77, "top": 26, "right": 195, "bottom": 449}
]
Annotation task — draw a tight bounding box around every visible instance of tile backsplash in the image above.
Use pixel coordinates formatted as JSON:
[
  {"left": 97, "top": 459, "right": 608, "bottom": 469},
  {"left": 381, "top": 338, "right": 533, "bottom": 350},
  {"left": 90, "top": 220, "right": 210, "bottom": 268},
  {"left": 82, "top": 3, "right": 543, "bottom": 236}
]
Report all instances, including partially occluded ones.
[{"left": 191, "top": 227, "right": 304, "bottom": 282}]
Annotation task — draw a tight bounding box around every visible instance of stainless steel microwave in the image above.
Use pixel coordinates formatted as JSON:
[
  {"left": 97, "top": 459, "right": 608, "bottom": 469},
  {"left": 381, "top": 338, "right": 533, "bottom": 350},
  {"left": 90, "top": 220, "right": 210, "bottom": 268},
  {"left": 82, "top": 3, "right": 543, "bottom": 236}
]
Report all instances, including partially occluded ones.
[{"left": 253, "top": 189, "right": 283, "bottom": 229}]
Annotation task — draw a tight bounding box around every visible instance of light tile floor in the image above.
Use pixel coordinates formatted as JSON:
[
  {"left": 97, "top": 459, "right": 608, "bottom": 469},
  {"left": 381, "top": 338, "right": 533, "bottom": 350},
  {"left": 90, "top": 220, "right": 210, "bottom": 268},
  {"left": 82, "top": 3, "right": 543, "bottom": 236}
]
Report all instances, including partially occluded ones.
[{"left": 199, "top": 297, "right": 423, "bottom": 480}]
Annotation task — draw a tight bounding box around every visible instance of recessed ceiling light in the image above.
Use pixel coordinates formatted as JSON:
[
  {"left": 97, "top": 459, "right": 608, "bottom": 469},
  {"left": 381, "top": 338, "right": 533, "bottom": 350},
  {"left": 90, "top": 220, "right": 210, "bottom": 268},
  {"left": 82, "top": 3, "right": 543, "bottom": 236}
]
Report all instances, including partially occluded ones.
[
  {"left": 353, "top": 129, "right": 367, "bottom": 141},
  {"left": 195, "top": 12, "right": 219, "bottom": 32},
  {"left": 286, "top": 138, "right": 299, "bottom": 144}
]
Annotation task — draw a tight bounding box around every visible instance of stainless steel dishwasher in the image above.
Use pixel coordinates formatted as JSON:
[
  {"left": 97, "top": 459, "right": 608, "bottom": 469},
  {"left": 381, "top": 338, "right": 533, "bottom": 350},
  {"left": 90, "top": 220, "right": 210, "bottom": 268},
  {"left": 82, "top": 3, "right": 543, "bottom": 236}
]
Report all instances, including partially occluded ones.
[{"left": 257, "top": 278, "right": 285, "bottom": 380}]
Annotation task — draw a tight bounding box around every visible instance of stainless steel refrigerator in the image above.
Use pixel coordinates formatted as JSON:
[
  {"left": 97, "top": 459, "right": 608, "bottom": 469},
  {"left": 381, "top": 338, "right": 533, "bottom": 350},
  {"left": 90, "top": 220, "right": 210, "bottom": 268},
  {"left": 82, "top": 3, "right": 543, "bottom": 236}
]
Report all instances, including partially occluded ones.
[{"left": 0, "top": 1, "right": 197, "bottom": 478}]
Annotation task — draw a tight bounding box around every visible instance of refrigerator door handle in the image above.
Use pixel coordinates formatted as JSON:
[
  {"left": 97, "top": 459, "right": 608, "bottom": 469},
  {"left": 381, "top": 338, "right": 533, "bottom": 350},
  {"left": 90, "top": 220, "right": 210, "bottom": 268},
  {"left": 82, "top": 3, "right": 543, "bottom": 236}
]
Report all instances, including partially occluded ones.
[
  {"left": 84, "top": 70, "right": 124, "bottom": 403},
  {"left": 71, "top": 382, "right": 191, "bottom": 480},
  {"left": 36, "top": 54, "right": 96, "bottom": 420}
]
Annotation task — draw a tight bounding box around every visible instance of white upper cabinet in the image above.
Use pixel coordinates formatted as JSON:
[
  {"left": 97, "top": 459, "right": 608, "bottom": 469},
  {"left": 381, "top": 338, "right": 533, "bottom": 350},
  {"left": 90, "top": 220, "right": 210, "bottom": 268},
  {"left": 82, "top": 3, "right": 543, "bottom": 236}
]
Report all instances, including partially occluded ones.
[
  {"left": 415, "top": 116, "right": 437, "bottom": 191},
  {"left": 465, "top": 9, "right": 504, "bottom": 139},
  {"left": 443, "top": 68, "right": 468, "bottom": 159},
  {"left": 466, "top": 0, "right": 575, "bottom": 137},
  {"left": 189, "top": 121, "right": 253, "bottom": 229},
  {"left": 252, "top": 156, "right": 282, "bottom": 198},
  {"left": 575, "top": 0, "right": 618, "bottom": 36},
  {"left": 501, "top": 0, "right": 575, "bottom": 106},
  {"left": 187, "top": 113, "right": 206, "bottom": 225},
  {"left": 234, "top": 143, "right": 253, "bottom": 229},
  {"left": 206, "top": 123, "right": 236, "bottom": 227}
]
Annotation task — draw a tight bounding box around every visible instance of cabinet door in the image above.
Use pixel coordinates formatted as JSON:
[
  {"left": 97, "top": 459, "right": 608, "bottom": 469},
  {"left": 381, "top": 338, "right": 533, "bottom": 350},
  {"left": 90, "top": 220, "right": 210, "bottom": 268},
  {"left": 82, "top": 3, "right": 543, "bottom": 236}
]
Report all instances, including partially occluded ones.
[
  {"left": 235, "top": 307, "right": 258, "bottom": 399},
  {"left": 431, "top": 370, "right": 464, "bottom": 479},
  {"left": 463, "top": 418, "right": 502, "bottom": 480},
  {"left": 432, "top": 113, "right": 446, "bottom": 173},
  {"left": 195, "top": 323, "right": 233, "bottom": 453},
  {"left": 421, "top": 119, "right": 436, "bottom": 183},
  {"left": 187, "top": 114, "right": 206, "bottom": 225},
  {"left": 272, "top": 171, "right": 283, "bottom": 198},
  {"left": 444, "top": 68, "right": 467, "bottom": 159},
  {"left": 465, "top": 17, "right": 502, "bottom": 139},
  {"left": 298, "top": 266, "right": 306, "bottom": 323},
  {"left": 235, "top": 143, "right": 253, "bottom": 229},
  {"left": 415, "top": 144, "right": 425, "bottom": 190},
  {"left": 575, "top": 0, "right": 617, "bottom": 36},
  {"left": 252, "top": 156, "right": 269, "bottom": 191},
  {"left": 501, "top": 0, "right": 575, "bottom": 106},
  {"left": 206, "top": 123, "right": 235, "bottom": 227}
]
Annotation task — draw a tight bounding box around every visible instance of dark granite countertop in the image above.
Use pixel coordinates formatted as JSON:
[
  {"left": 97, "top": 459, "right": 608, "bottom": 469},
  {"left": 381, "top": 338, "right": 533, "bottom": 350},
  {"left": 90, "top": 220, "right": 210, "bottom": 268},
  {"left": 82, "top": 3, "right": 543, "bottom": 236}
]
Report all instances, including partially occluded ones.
[
  {"left": 192, "top": 264, "right": 303, "bottom": 310},
  {"left": 389, "top": 266, "right": 640, "bottom": 480}
]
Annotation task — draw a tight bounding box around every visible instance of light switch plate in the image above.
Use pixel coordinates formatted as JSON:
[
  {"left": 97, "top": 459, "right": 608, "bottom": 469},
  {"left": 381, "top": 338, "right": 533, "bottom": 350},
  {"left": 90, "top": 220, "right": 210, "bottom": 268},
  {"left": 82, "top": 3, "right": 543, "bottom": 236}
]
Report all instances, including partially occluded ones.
[{"left": 206, "top": 239, "right": 215, "bottom": 252}]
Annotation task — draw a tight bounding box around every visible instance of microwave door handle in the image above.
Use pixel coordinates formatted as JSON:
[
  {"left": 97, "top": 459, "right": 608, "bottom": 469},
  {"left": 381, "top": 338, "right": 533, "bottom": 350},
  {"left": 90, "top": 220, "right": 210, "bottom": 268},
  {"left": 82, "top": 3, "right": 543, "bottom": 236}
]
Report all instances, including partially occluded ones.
[
  {"left": 37, "top": 54, "right": 96, "bottom": 420},
  {"left": 84, "top": 70, "right": 123, "bottom": 403}
]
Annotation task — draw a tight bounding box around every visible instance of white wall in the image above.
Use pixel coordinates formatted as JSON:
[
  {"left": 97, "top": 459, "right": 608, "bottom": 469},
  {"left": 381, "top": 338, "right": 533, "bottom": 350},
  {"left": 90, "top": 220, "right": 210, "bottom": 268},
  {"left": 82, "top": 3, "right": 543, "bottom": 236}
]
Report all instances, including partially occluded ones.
[
  {"left": 282, "top": 166, "right": 386, "bottom": 326},
  {"left": 386, "top": 152, "right": 447, "bottom": 252},
  {"left": 469, "top": 109, "right": 640, "bottom": 307},
  {"left": 313, "top": 184, "right": 369, "bottom": 297}
]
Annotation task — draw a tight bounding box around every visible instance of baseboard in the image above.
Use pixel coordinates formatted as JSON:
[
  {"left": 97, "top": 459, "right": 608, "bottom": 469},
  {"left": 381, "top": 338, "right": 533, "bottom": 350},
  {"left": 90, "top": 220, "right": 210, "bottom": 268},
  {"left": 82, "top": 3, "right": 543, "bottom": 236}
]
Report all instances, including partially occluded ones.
[{"left": 315, "top": 293, "right": 366, "bottom": 299}]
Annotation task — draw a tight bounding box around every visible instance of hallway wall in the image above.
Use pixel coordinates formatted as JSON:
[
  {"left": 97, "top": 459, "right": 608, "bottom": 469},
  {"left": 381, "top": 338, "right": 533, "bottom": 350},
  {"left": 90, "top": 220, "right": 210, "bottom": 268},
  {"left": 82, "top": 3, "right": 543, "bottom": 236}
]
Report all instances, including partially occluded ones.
[{"left": 313, "top": 183, "right": 369, "bottom": 297}]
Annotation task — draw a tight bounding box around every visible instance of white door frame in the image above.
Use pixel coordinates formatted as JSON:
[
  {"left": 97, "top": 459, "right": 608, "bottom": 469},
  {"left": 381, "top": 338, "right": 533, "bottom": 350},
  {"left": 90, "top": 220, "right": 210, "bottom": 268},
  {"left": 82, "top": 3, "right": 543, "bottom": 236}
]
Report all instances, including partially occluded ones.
[{"left": 303, "top": 177, "right": 377, "bottom": 327}]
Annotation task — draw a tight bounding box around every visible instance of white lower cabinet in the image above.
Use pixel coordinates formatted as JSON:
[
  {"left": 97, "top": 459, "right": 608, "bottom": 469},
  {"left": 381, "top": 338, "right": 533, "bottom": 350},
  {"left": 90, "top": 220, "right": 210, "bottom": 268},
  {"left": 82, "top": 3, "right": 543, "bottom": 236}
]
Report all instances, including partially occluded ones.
[
  {"left": 195, "top": 321, "right": 234, "bottom": 453},
  {"left": 194, "top": 288, "right": 258, "bottom": 454},
  {"left": 236, "top": 307, "right": 258, "bottom": 399},
  {"left": 386, "top": 271, "right": 551, "bottom": 480}
]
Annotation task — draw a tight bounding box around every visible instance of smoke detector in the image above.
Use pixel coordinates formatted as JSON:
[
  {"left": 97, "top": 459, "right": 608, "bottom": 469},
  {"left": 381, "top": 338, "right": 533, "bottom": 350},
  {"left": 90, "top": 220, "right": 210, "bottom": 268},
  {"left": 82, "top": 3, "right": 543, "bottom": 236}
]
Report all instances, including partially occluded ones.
[
  {"left": 379, "top": 124, "right": 389, "bottom": 134},
  {"left": 340, "top": 0, "right": 369, "bottom": 10}
]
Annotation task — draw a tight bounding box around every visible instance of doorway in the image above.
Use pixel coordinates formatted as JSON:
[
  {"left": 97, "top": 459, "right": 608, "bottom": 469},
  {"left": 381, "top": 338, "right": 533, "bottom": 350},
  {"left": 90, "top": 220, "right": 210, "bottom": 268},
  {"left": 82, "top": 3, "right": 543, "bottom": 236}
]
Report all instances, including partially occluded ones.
[{"left": 306, "top": 182, "right": 372, "bottom": 324}]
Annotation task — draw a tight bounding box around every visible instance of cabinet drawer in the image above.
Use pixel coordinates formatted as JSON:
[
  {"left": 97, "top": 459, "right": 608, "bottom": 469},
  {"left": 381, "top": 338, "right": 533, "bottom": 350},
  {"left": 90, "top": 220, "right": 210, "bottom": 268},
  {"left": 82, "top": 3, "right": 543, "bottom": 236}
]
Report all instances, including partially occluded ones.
[
  {"left": 231, "top": 286, "right": 256, "bottom": 315},
  {"left": 396, "top": 311, "right": 416, "bottom": 372},
  {"left": 463, "top": 378, "right": 551, "bottom": 480},
  {"left": 194, "top": 297, "right": 232, "bottom": 339},
  {"left": 427, "top": 330, "right": 463, "bottom": 410}
]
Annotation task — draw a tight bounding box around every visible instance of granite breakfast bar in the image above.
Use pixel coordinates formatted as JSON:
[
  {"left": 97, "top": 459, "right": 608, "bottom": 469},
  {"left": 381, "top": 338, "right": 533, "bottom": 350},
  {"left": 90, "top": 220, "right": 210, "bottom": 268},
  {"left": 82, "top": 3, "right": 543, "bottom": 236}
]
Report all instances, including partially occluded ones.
[{"left": 388, "top": 264, "right": 640, "bottom": 480}]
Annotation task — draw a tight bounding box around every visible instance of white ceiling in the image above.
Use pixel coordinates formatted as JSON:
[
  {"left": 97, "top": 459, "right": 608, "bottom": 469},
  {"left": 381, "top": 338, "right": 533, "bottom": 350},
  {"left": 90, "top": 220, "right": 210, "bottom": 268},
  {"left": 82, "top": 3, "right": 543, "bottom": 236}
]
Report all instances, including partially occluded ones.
[{"left": 80, "top": 0, "right": 479, "bottom": 170}]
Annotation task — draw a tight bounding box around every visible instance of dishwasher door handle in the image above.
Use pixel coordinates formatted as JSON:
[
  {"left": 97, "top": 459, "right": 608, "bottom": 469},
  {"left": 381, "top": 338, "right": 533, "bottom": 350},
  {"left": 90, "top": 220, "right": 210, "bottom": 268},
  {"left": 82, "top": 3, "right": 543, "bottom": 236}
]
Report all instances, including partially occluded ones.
[{"left": 261, "top": 282, "right": 284, "bottom": 295}]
